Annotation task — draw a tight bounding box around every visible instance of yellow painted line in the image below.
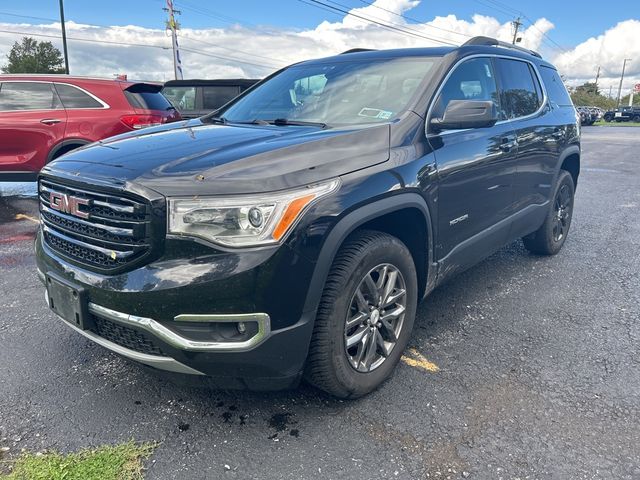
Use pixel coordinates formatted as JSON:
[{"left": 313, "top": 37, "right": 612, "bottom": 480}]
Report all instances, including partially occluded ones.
[
  {"left": 401, "top": 347, "right": 440, "bottom": 373},
  {"left": 15, "top": 213, "right": 39, "bottom": 224}
]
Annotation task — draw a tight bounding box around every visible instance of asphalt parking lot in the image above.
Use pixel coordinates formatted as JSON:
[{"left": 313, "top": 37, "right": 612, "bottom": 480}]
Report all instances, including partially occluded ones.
[{"left": 1, "top": 126, "right": 639, "bottom": 480}]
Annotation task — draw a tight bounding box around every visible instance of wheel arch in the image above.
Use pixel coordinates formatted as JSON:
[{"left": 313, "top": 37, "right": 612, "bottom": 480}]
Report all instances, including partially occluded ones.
[
  {"left": 47, "top": 138, "right": 92, "bottom": 163},
  {"left": 302, "top": 193, "right": 436, "bottom": 315},
  {"left": 558, "top": 146, "right": 580, "bottom": 189}
]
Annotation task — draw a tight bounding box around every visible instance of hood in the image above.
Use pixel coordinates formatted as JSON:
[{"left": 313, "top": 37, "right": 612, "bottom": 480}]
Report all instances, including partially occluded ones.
[{"left": 44, "top": 119, "right": 390, "bottom": 196}]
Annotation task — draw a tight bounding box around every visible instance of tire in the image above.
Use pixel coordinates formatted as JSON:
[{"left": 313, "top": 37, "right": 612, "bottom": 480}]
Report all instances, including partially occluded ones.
[
  {"left": 523, "top": 170, "right": 575, "bottom": 255},
  {"left": 304, "top": 230, "right": 418, "bottom": 398},
  {"left": 632, "top": 115, "right": 640, "bottom": 123},
  {"left": 604, "top": 114, "right": 613, "bottom": 122}
]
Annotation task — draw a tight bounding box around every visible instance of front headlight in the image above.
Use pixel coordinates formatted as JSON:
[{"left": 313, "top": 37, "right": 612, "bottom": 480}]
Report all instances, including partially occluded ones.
[{"left": 168, "top": 179, "right": 340, "bottom": 247}]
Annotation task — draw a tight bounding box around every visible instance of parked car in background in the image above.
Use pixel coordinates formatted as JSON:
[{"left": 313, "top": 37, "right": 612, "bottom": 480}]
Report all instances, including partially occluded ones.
[
  {"left": 0, "top": 75, "right": 181, "bottom": 181},
  {"left": 576, "top": 106, "right": 596, "bottom": 125},
  {"left": 603, "top": 106, "right": 640, "bottom": 122},
  {"left": 589, "top": 106, "right": 604, "bottom": 120},
  {"left": 162, "top": 79, "right": 259, "bottom": 118}
]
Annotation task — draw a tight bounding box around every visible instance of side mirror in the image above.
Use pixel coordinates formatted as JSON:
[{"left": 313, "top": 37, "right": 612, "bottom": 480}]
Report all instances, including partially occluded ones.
[{"left": 430, "top": 100, "right": 498, "bottom": 131}]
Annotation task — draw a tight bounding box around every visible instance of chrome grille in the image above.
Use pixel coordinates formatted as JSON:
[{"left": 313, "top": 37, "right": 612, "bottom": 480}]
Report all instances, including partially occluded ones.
[{"left": 39, "top": 179, "right": 153, "bottom": 272}]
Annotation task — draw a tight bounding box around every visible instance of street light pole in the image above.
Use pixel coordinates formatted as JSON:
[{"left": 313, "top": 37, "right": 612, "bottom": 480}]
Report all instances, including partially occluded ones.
[
  {"left": 58, "top": 0, "right": 69, "bottom": 74},
  {"left": 616, "top": 58, "right": 631, "bottom": 108}
]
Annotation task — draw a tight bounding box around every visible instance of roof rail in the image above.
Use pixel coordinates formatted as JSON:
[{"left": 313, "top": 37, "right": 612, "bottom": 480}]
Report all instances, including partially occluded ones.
[
  {"left": 340, "top": 48, "right": 376, "bottom": 54},
  {"left": 462, "top": 36, "right": 542, "bottom": 59}
]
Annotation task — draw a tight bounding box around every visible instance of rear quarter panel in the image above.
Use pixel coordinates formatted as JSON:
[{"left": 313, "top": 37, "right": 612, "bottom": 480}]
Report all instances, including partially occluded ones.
[{"left": 62, "top": 81, "right": 133, "bottom": 143}]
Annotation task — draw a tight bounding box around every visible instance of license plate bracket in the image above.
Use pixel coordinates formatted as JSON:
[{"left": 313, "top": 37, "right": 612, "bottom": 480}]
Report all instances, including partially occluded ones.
[{"left": 46, "top": 273, "right": 90, "bottom": 330}]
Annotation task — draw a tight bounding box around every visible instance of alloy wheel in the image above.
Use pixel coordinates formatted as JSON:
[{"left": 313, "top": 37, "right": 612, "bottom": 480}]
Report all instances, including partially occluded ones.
[
  {"left": 553, "top": 184, "right": 572, "bottom": 242},
  {"left": 344, "top": 263, "right": 407, "bottom": 373}
]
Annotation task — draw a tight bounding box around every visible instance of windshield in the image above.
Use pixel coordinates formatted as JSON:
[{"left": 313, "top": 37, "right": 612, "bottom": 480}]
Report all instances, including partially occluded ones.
[{"left": 218, "top": 57, "right": 439, "bottom": 126}]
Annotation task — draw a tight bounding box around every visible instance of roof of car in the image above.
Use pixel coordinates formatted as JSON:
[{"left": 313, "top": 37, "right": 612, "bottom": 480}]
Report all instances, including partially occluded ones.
[
  {"left": 0, "top": 74, "right": 160, "bottom": 87},
  {"left": 303, "top": 46, "right": 456, "bottom": 64},
  {"left": 299, "top": 38, "right": 549, "bottom": 67}
]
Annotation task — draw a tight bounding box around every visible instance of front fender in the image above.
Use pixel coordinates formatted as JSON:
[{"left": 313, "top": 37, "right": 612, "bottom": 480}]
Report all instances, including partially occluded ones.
[{"left": 300, "top": 191, "right": 435, "bottom": 315}]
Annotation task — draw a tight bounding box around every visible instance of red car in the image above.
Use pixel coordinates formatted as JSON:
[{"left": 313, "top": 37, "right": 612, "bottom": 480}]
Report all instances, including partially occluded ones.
[{"left": 0, "top": 75, "right": 181, "bottom": 181}]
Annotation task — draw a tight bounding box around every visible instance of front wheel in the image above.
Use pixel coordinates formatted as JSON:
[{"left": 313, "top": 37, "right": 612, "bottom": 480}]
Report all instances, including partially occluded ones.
[
  {"left": 305, "top": 230, "right": 418, "bottom": 398},
  {"left": 523, "top": 170, "right": 575, "bottom": 255}
]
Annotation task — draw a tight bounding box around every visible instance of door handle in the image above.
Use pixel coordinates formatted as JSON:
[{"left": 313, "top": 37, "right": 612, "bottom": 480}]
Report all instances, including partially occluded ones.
[
  {"left": 40, "top": 119, "right": 62, "bottom": 125},
  {"left": 499, "top": 137, "right": 517, "bottom": 152}
]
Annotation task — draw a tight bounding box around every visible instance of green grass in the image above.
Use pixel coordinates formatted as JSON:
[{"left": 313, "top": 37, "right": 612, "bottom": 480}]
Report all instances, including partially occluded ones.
[
  {"left": 1, "top": 442, "right": 156, "bottom": 480},
  {"left": 593, "top": 120, "right": 640, "bottom": 127}
]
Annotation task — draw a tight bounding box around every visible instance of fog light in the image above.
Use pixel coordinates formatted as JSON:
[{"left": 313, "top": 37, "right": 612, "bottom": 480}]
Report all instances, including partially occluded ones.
[{"left": 237, "top": 322, "right": 246, "bottom": 334}]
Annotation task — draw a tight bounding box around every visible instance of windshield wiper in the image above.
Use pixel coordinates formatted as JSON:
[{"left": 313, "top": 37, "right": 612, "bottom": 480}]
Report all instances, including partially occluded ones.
[
  {"left": 268, "top": 118, "right": 328, "bottom": 128},
  {"left": 204, "top": 116, "right": 228, "bottom": 124},
  {"left": 231, "top": 119, "right": 271, "bottom": 125}
]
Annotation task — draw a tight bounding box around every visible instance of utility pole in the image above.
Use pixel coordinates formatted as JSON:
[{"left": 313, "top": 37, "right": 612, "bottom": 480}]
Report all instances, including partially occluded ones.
[
  {"left": 594, "top": 65, "right": 600, "bottom": 88},
  {"left": 511, "top": 17, "right": 522, "bottom": 44},
  {"left": 164, "top": 0, "right": 183, "bottom": 80},
  {"left": 616, "top": 58, "right": 632, "bottom": 107},
  {"left": 58, "top": 0, "right": 69, "bottom": 74}
]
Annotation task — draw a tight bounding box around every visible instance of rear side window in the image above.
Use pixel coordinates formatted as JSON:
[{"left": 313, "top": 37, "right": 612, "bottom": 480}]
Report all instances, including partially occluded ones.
[
  {"left": 539, "top": 66, "right": 573, "bottom": 107},
  {"left": 54, "top": 83, "right": 103, "bottom": 109},
  {"left": 124, "top": 84, "right": 173, "bottom": 111},
  {"left": 433, "top": 57, "right": 499, "bottom": 119},
  {"left": 162, "top": 86, "right": 196, "bottom": 111},
  {"left": 202, "top": 86, "right": 239, "bottom": 110},
  {"left": 0, "top": 82, "right": 62, "bottom": 111},
  {"left": 495, "top": 58, "right": 541, "bottom": 119}
]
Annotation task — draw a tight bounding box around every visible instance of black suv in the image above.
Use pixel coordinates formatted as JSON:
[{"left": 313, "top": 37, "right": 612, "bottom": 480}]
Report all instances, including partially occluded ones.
[
  {"left": 603, "top": 106, "right": 640, "bottom": 122},
  {"left": 36, "top": 37, "right": 580, "bottom": 398}
]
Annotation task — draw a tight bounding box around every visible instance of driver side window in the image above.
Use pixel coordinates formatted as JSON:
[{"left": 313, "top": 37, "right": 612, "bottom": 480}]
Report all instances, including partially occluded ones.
[{"left": 433, "top": 57, "right": 500, "bottom": 120}]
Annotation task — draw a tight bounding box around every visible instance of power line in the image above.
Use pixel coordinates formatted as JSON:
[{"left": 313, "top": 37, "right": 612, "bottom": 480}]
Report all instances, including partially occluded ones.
[
  {"left": 521, "top": 15, "right": 567, "bottom": 53},
  {"left": 323, "top": 0, "right": 457, "bottom": 45},
  {"left": 323, "top": 0, "right": 456, "bottom": 44},
  {"left": 0, "top": 8, "right": 279, "bottom": 69},
  {"left": 175, "top": 0, "right": 257, "bottom": 28},
  {"left": 298, "top": 0, "right": 457, "bottom": 46},
  {"left": 0, "top": 28, "right": 276, "bottom": 69},
  {"left": 472, "top": 0, "right": 566, "bottom": 53},
  {"left": 179, "top": 35, "right": 281, "bottom": 65},
  {"left": 0, "top": 11, "right": 58, "bottom": 23},
  {"left": 355, "top": 0, "right": 472, "bottom": 39},
  {"left": 0, "top": 28, "right": 170, "bottom": 50},
  {"left": 472, "top": 0, "right": 516, "bottom": 19},
  {"left": 179, "top": 46, "right": 277, "bottom": 69}
]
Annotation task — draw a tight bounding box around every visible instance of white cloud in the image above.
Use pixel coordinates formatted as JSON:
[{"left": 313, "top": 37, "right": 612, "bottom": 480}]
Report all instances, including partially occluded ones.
[
  {"left": 552, "top": 19, "right": 640, "bottom": 95},
  {"left": 0, "top": 0, "right": 638, "bottom": 96}
]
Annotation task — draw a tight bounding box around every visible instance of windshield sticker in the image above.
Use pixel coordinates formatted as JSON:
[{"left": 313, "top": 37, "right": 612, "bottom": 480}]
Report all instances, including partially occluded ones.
[{"left": 358, "top": 108, "right": 393, "bottom": 119}]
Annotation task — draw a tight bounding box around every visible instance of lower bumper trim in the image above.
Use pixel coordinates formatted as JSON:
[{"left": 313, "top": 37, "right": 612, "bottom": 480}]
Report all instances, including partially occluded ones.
[
  {"left": 57, "top": 312, "right": 205, "bottom": 375},
  {"left": 45, "top": 290, "right": 204, "bottom": 375}
]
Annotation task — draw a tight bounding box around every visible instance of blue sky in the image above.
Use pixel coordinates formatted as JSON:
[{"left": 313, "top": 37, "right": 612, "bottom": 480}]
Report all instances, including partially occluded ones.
[
  {"left": 4, "top": 0, "right": 636, "bottom": 48},
  {"left": 1, "top": 0, "right": 638, "bottom": 90}
]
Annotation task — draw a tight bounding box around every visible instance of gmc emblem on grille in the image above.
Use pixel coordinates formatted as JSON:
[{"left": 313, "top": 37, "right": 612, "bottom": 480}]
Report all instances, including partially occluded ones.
[{"left": 49, "top": 192, "right": 90, "bottom": 219}]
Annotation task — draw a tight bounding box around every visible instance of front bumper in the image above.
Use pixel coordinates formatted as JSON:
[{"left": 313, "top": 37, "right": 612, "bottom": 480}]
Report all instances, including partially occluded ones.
[{"left": 36, "top": 230, "right": 318, "bottom": 390}]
